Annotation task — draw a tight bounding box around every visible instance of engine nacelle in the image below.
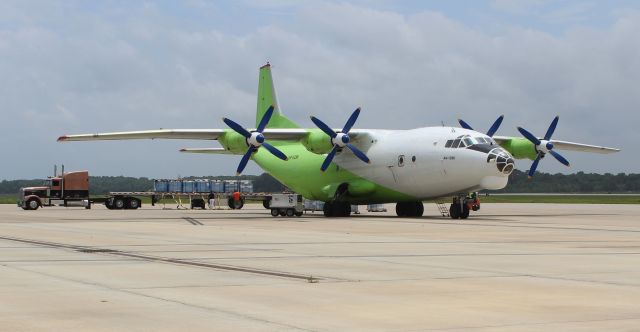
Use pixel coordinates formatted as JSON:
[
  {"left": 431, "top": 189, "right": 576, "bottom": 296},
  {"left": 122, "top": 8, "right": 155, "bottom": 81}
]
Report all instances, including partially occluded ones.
[
  {"left": 218, "top": 131, "right": 248, "bottom": 153},
  {"left": 499, "top": 137, "right": 537, "bottom": 160},
  {"left": 301, "top": 129, "right": 334, "bottom": 154}
]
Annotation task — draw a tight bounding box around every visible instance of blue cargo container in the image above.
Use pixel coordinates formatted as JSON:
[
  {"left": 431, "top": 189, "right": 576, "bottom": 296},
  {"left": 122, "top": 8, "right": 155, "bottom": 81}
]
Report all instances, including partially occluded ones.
[
  {"left": 182, "top": 181, "right": 195, "bottom": 193},
  {"left": 153, "top": 180, "right": 169, "bottom": 193},
  {"left": 224, "top": 180, "right": 238, "bottom": 193},
  {"left": 195, "top": 180, "right": 210, "bottom": 193},
  {"left": 167, "top": 180, "right": 182, "bottom": 193},
  {"left": 210, "top": 180, "right": 224, "bottom": 193}
]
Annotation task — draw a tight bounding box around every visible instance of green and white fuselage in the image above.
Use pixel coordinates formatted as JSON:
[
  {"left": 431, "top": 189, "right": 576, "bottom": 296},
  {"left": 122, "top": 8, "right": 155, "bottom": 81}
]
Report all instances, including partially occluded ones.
[{"left": 58, "top": 63, "right": 619, "bottom": 205}]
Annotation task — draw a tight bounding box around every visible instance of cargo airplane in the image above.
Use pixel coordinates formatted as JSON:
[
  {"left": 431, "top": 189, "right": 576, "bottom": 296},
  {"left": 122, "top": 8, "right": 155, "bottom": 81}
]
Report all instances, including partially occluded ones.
[{"left": 58, "top": 63, "right": 620, "bottom": 218}]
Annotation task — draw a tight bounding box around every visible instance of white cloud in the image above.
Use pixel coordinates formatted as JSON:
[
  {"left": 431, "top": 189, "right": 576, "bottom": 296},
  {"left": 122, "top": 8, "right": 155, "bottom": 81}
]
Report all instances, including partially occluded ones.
[{"left": 0, "top": 1, "right": 637, "bottom": 179}]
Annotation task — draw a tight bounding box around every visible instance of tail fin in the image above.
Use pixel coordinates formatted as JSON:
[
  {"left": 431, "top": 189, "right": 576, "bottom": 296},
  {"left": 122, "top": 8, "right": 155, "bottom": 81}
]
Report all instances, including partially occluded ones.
[{"left": 256, "top": 63, "right": 299, "bottom": 128}]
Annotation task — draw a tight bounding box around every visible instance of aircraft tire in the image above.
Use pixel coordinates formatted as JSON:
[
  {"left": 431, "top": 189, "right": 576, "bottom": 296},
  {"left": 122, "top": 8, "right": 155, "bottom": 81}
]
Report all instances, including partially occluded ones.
[
  {"left": 323, "top": 202, "right": 333, "bottom": 217},
  {"left": 449, "top": 204, "right": 460, "bottom": 219},
  {"left": 460, "top": 205, "right": 470, "bottom": 219},
  {"left": 415, "top": 202, "right": 424, "bottom": 217}
]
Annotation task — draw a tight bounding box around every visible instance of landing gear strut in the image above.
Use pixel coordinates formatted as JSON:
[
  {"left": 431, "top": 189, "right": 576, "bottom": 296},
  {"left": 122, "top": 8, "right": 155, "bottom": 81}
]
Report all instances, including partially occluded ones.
[
  {"left": 323, "top": 201, "right": 351, "bottom": 217},
  {"left": 395, "top": 202, "right": 424, "bottom": 217}
]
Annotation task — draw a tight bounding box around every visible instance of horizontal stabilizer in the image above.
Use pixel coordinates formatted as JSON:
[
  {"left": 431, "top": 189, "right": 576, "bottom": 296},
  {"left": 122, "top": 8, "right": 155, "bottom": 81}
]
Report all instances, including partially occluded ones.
[{"left": 179, "top": 148, "right": 233, "bottom": 154}]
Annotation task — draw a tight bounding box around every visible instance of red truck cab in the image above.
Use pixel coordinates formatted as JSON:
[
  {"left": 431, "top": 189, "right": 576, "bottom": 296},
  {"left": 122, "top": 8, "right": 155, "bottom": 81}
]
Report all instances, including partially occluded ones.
[{"left": 18, "top": 171, "right": 90, "bottom": 210}]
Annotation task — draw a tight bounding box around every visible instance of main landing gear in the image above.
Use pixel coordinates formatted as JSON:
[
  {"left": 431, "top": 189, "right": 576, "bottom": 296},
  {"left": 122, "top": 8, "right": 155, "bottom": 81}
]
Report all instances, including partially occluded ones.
[
  {"left": 395, "top": 202, "right": 424, "bottom": 217},
  {"left": 323, "top": 201, "right": 351, "bottom": 217}
]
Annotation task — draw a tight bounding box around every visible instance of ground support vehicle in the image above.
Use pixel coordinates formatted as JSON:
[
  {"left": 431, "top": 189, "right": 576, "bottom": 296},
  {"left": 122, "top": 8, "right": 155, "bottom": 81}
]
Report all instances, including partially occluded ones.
[{"left": 268, "top": 194, "right": 304, "bottom": 217}]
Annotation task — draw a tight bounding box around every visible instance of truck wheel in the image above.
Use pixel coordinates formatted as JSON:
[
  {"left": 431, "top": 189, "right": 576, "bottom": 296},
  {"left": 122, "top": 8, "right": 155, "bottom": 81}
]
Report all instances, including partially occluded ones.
[
  {"left": 228, "top": 198, "right": 244, "bottom": 210},
  {"left": 286, "top": 208, "right": 294, "bottom": 217},
  {"left": 113, "top": 198, "right": 125, "bottom": 210},
  {"left": 27, "top": 199, "right": 39, "bottom": 210},
  {"left": 85, "top": 201, "right": 91, "bottom": 209},
  {"left": 263, "top": 198, "right": 271, "bottom": 209},
  {"left": 127, "top": 198, "right": 140, "bottom": 209},
  {"left": 295, "top": 211, "right": 303, "bottom": 217},
  {"left": 271, "top": 209, "right": 279, "bottom": 217},
  {"left": 279, "top": 209, "right": 286, "bottom": 216}
]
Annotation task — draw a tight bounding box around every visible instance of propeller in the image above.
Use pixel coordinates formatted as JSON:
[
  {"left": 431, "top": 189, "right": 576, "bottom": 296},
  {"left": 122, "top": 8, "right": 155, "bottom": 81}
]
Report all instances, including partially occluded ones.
[
  {"left": 223, "top": 106, "right": 288, "bottom": 175},
  {"left": 458, "top": 115, "right": 504, "bottom": 137},
  {"left": 517, "top": 116, "right": 570, "bottom": 178},
  {"left": 310, "top": 107, "right": 370, "bottom": 172}
]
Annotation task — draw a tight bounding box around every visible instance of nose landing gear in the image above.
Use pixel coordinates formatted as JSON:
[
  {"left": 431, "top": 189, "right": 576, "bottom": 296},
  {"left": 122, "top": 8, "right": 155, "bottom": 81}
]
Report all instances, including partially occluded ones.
[{"left": 449, "top": 193, "right": 480, "bottom": 219}]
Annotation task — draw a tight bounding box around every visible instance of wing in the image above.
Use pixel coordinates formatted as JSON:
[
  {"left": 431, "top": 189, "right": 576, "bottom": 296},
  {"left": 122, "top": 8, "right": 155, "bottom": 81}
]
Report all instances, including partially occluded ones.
[
  {"left": 58, "top": 128, "right": 370, "bottom": 142},
  {"left": 493, "top": 136, "right": 620, "bottom": 154},
  {"left": 58, "top": 129, "right": 225, "bottom": 141}
]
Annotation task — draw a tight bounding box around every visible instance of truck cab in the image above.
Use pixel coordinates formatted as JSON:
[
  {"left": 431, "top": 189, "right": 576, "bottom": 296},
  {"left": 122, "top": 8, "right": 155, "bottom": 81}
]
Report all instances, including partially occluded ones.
[{"left": 18, "top": 171, "right": 91, "bottom": 210}]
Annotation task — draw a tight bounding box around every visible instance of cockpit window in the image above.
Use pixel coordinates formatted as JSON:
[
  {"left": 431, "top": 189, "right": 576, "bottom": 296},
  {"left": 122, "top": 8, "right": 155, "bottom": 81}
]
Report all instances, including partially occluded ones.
[
  {"left": 445, "top": 140, "right": 453, "bottom": 148},
  {"left": 476, "top": 137, "right": 486, "bottom": 144},
  {"left": 463, "top": 138, "right": 473, "bottom": 146},
  {"left": 451, "top": 139, "right": 461, "bottom": 148}
]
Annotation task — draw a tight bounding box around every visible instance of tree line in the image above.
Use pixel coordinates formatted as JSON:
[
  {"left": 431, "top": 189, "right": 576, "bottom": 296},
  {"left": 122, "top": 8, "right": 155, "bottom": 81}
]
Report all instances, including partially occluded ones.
[{"left": 1, "top": 170, "right": 638, "bottom": 195}]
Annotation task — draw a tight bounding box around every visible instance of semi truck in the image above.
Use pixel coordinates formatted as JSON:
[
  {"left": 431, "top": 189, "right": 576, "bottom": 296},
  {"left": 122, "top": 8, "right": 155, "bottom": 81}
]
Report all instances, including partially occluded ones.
[
  {"left": 18, "top": 171, "right": 92, "bottom": 210},
  {"left": 17, "top": 169, "right": 261, "bottom": 211}
]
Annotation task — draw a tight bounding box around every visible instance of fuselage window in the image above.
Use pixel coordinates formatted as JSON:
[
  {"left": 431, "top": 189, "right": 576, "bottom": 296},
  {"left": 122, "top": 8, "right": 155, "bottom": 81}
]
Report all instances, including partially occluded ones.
[
  {"left": 398, "top": 155, "right": 405, "bottom": 167},
  {"left": 412, "top": 156, "right": 416, "bottom": 162},
  {"left": 445, "top": 140, "right": 453, "bottom": 148}
]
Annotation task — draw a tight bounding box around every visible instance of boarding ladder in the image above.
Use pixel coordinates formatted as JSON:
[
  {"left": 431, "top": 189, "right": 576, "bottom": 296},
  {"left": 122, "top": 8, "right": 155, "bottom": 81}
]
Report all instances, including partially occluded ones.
[{"left": 435, "top": 202, "right": 450, "bottom": 217}]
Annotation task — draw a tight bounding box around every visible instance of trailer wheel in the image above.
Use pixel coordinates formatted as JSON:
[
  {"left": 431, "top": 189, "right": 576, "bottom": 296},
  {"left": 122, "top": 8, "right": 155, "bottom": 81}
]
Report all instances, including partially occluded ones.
[
  {"left": 271, "top": 209, "right": 279, "bottom": 217},
  {"left": 113, "top": 198, "right": 125, "bottom": 210},
  {"left": 127, "top": 198, "right": 140, "bottom": 209},
  {"left": 27, "top": 198, "right": 40, "bottom": 210},
  {"left": 295, "top": 211, "right": 303, "bottom": 217},
  {"left": 286, "top": 209, "right": 294, "bottom": 217},
  {"left": 263, "top": 198, "right": 271, "bottom": 209}
]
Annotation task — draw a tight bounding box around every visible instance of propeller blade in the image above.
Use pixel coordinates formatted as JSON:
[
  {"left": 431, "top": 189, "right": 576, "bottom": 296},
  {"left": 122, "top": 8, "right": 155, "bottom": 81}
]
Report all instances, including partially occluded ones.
[
  {"left": 528, "top": 156, "right": 541, "bottom": 178},
  {"left": 544, "top": 116, "right": 559, "bottom": 141},
  {"left": 342, "top": 108, "right": 361, "bottom": 133},
  {"left": 310, "top": 116, "right": 337, "bottom": 138},
  {"left": 236, "top": 148, "right": 254, "bottom": 175},
  {"left": 223, "top": 118, "right": 252, "bottom": 138},
  {"left": 320, "top": 146, "right": 338, "bottom": 172},
  {"left": 517, "top": 126, "right": 541, "bottom": 146},
  {"left": 548, "top": 149, "right": 570, "bottom": 167},
  {"left": 256, "top": 106, "right": 275, "bottom": 132},
  {"left": 346, "top": 144, "right": 370, "bottom": 164},
  {"left": 486, "top": 115, "right": 504, "bottom": 137},
  {"left": 262, "top": 142, "right": 288, "bottom": 161},
  {"left": 458, "top": 119, "right": 473, "bottom": 130}
]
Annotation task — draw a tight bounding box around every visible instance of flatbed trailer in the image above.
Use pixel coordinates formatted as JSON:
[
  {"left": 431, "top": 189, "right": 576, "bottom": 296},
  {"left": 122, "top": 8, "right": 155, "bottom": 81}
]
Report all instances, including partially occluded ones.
[{"left": 100, "top": 191, "right": 276, "bottom": 210}]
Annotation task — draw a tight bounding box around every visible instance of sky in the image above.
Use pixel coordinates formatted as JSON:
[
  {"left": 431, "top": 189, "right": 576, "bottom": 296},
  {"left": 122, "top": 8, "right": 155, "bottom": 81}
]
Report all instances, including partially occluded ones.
[{"left": 1, "top": 0, "right": 638, "bottom": 180}]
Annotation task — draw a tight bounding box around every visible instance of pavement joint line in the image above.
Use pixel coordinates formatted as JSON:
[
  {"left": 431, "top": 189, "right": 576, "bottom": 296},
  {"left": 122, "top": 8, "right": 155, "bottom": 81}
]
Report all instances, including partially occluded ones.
[
  {"left": 182, "top": 217, "right": 204, "bottom": 225},
  {"left": 0, "top": 235, "right": 321, "bottom": 282}
]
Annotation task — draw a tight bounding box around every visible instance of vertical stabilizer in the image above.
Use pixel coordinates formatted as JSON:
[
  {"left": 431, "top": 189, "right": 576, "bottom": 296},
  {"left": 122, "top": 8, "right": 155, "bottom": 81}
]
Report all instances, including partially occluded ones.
[{"left": 256, "top": 63, "right": 299, "bottom": 128}]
